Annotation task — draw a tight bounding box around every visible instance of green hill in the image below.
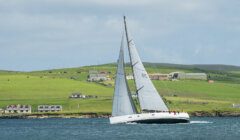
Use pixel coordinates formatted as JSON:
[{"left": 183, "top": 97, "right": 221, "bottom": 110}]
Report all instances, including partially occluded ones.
[
  {"left": 0, "top": 63, "right": 240, "bottom": 115},
  {"left": 143, "top": 63, "right": 240, "bottom": 71},
  {"left": 23, "top": 62, "right": 240, "bottom": 84}
]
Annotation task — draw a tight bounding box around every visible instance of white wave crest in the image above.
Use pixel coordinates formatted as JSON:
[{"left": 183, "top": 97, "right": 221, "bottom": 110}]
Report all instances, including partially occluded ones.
[{"left": 190, "top": 121, "right": 213, "bottom": 124}]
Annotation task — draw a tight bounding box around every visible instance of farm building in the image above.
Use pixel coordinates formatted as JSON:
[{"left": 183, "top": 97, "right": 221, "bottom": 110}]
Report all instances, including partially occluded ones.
[
  {"left": 169, "top": 72, "right": 207, "bottom": 80},
  {"left": 38, "top": 105, "right": 62, "bottom": 112},
  {"left": 88, "top": 70, "right": 109, "bottom": 82},
  {"left": 149, "top": 73, "right": 170, "bottom": 80},
  {"left": 69, "top": 93, "right": 97, "bottom": 99},
  {"left": 4, "top": 104, "right": 31, "bottom": 114},
  {"left": 69, "top": 93, "right": 83, "bottom": 98}
]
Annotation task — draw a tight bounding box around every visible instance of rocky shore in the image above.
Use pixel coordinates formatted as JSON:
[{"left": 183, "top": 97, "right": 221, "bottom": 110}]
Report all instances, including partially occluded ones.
[
  {"left": 189, "top": 111, "right": 240, "bottom": 117},
  {"left": 1, "top": 111, "right": 240, "bottom": 119},
  {"left": 0, "top": 112, "right": 111, "bottom": 119}
]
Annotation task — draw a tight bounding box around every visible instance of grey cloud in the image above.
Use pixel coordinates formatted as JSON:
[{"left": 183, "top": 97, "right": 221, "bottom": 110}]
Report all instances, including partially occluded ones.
[{"left": 0, "top": 0, "right": 240, "bottom": 71}]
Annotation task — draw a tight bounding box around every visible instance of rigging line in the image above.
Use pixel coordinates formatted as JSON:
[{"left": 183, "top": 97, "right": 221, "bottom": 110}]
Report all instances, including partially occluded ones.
[{"left": 151, "top": 63, "right": 171, "bottom": 109}]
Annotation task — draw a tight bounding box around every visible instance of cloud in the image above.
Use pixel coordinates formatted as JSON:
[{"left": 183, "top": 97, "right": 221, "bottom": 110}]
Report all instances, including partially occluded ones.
[{"left": 0, "top": 0, "right": 240, "bottom": 71}]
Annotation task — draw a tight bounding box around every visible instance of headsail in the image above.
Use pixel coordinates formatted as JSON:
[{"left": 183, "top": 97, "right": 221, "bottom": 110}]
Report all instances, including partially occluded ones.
[
  {"left": 112, "top": 34, "right": 137, "bottom": 117},
  {"left": 124, "top": 16, "right": 169, "bottom": 112}
]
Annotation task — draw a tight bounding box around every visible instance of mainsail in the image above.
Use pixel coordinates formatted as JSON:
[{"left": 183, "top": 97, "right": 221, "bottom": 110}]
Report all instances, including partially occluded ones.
[
  {"left": 124, "top": 16, "right": 169, "bottom": 112},
  {"left": 112, "top": 35, "right": 137, "bottom": 117}
]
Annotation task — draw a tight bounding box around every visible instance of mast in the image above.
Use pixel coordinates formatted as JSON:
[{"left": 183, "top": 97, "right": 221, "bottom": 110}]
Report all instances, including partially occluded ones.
[
  {"left": 123, "top": 16, "right": 138, "bottom": 101},
  {"left": 124, "top": 16, "right": 134, "bottom": 79}
]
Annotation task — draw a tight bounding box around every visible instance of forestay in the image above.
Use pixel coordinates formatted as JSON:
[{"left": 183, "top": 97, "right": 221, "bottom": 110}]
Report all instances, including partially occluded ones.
[{"left": 112, "top": 35, "right": 137, "bottom": 117}]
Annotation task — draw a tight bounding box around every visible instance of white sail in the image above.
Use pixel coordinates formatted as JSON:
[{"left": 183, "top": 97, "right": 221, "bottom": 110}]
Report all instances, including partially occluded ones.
[
  {"left": 112, "top": 35, "right": 137, "bottom": 117},
  {"left": 124, "top": 17, "right": 169, "bottom": 112}
]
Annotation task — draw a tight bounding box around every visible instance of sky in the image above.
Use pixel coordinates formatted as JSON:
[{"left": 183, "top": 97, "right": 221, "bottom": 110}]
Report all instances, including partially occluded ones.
[{"left": 0, "top": 0, "right": 240, "bottom": 71}]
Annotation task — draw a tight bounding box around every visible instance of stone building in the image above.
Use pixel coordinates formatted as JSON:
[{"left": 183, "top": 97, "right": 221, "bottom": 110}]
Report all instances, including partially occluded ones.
[{"left": 149, "top": 73, "right": 170, "bottom": 80}]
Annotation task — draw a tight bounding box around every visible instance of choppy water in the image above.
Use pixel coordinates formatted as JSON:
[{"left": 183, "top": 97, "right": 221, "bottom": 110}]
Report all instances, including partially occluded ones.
[{"left": 0, "top": 117, "right": 239, "bottom": 140}]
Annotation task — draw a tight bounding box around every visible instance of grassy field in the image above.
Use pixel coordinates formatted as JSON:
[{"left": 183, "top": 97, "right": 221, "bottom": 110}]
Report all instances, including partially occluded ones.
[
  {"left": 128, "top": 80, "right": 240, "bottom": 112},
  {"left": 0, "top": 74, "right": 113, "bottom": 113},
  {"left": 0, "top": 63, "right": 240, "bottom": 115}
]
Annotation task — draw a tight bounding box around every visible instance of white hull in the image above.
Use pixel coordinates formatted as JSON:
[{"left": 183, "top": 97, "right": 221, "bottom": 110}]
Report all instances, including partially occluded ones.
[{"left": 110, "top": 112, "right": 190, "bottom": 124}]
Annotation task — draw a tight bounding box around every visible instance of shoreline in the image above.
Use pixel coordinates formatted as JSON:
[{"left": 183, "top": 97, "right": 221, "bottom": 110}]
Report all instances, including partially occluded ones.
[{"left": 1, "top": 111, "right": 240, "bottom": 119}]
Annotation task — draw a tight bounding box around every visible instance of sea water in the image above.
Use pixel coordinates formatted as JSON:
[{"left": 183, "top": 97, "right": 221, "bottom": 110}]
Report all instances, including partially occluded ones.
[{"left": 0, "top": 117, "right": 239, "bottom": 140}]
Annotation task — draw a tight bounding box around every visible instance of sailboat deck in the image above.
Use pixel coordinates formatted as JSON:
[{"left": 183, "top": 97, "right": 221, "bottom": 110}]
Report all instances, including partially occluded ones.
[{"left": 110, "top": 112, "right": 190, "bottom": 124}]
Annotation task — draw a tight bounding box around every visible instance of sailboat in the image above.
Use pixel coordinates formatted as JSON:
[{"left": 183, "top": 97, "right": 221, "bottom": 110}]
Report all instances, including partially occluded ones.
[{"left": 110, "top": 16, "right": 190, "bottom": 124}]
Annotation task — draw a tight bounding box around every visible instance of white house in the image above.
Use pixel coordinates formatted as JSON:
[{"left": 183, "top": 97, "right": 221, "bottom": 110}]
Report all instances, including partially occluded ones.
[
  {"left": 69, "top": 93, "right": 97, "bottom": 99},
  {"left": 38, "top": 105, "right": 62, "bottom": 112},
  {"left": 5, "top": 104, "right": 31, "bottom": 114}
]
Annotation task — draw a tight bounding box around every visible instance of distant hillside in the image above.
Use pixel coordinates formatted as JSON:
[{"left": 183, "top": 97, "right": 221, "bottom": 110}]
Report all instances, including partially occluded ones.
[
  {"left": 142, "top": 63, "right": 240, "bottom": 72},
  {"left": 0, "top": 63, "right": 240, "bottom": 114},
  {"left": 87, "top": 62, "right": 240, "bottom": 72},
  {"left": 1, "top": 62, "right": 240, "bottom": 73},
  {"left": 0, "top": 70, "right": 20, "bottom": 73},
  {"left": 1, "top": 62, "right": 240, "bottom": 84},
  {"left": 0, "top": 63, "right": 240, "bottom": 113}
]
